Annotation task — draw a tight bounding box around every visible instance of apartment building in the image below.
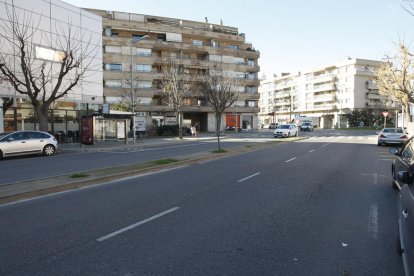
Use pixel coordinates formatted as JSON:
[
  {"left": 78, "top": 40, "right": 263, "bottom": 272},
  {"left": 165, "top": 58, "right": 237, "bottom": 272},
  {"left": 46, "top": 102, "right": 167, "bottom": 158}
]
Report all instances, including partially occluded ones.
[
  {"left": 87, "top": 9, "right": 260, "bottom": 131},
  {"left": 259, "top": 58, "right": 386, "bottom": 129},
  {"left": 86, "top": 9, "right": 260, "bottom": 131}
]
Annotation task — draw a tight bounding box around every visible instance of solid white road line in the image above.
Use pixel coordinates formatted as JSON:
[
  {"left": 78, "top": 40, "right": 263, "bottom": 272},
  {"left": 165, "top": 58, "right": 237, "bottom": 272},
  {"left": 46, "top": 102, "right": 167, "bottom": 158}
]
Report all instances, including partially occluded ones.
[
  {"left": 237, "top": 172, "right": 261, "bottom": 183},
  {"left": 285, "top": 157, "right": 296, "bottom": 163},
  {"left": 97, "top": 207, "right": 180, "bottom": 242},
  {"left": 368, "top": 203, "right": 379, "bottom": 239}
]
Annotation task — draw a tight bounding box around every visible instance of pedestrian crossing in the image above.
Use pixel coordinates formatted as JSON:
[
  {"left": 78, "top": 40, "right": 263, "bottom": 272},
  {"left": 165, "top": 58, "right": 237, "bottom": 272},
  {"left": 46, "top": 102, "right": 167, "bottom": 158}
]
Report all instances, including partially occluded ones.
[{"left": 298, "top": 135, "right": 377, "bottom": 144}]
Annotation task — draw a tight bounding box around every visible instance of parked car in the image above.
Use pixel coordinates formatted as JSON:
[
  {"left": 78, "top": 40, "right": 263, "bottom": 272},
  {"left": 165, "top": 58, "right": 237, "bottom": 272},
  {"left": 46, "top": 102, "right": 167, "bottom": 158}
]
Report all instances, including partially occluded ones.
[
  {"left": 225, "top": 125, "right": 241, "bottom": 132},
  {"left": 273, "top": 124, "right": 298, "bottom": 138},
  {"left": 300, "top": 122, "right": 314, "bottom": 132},
  {"left": 390, "top": 138, "right": 414, "bottom": 275},
  {"left": 377, "top": 128, "right": 409, "bottom": 146},
  {"left": 0, "top": 130, "right": 58, "bottom": 159},
  {"left": 269, "top": 123, "right": 278, "bottom": 129}
]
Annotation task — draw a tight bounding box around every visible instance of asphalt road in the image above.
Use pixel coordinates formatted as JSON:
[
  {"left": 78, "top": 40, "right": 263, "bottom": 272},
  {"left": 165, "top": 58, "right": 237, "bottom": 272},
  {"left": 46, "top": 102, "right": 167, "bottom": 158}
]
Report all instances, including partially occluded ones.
[
  {"left": 0, "top": 129, "right": 377, "bottom": 185},
  {"left": 0, "top": 131, "right": 404, "bottom": 275},
  {"left": 0, "top": 138, "right": 257, "bottom": 184}
]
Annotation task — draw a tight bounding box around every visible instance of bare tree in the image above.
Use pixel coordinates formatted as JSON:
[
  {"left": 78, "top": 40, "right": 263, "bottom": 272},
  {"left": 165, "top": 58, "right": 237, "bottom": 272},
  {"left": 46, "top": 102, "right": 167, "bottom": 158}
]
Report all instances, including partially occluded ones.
[
  {"left": 0, "top": 3, "right": 100, "bottom": 131},
  {"left": 376, "top": 42, "right": 414, "bottom": 124},
  {"left": 110, "top": 76, "right": 141, "bottom": 113},
  {"left": 1, "top": 97, "right": 13, "bottom": 116},
  {"left": 199, "top": 64, "right": 241, "bottom": 150},
  {"left": 157, "top": 58, "right": 194, "bottom": 139}
]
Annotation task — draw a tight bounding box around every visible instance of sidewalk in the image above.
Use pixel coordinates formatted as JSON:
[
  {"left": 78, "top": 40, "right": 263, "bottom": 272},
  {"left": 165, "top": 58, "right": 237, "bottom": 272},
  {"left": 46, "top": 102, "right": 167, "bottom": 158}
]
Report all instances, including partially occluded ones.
[{"left": 58, "top": 134, "right": 219, "bottom": 153}]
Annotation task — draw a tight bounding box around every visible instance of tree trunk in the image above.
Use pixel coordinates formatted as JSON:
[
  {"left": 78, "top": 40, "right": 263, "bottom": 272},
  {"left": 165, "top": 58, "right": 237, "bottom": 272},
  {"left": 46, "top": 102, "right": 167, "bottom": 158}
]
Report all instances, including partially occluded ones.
[
  {"left": 178, "top": 110, "right": 183, "bottom": 140},
  {"left": 215, "top": 113, "right": 221, "bottom": 151},
  {"left": 34, "top": 104, "right": 50, "bottom": 131},
  {"left": 404, "top": 95, "right": 412, "bottom": 124}
]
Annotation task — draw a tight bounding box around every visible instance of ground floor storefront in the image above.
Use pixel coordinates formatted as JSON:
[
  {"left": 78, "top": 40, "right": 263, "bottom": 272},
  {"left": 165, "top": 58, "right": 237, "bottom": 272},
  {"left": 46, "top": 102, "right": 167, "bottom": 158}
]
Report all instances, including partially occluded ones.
[{"left": 1, "top": 104, "right": 258, "bottom": 143}]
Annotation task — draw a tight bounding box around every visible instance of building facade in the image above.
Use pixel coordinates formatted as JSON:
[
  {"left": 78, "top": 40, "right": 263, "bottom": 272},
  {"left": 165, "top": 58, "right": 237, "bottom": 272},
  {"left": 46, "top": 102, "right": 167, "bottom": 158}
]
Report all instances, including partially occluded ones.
[
  {"left": 259, "top": 58, "right": 387, "bottom": 129},
  {"left": 86, "top": 9, "right": 260, "bottom": 132},
  {"left": 0, "top": 0, "right": 103, "bottom": 133}
]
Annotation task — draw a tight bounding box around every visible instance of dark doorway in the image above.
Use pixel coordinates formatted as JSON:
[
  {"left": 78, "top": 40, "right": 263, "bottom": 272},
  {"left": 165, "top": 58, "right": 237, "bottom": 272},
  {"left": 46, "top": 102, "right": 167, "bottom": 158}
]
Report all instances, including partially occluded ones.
[{"left": 184, "top": 112, "right": 208, "bottom": 131}]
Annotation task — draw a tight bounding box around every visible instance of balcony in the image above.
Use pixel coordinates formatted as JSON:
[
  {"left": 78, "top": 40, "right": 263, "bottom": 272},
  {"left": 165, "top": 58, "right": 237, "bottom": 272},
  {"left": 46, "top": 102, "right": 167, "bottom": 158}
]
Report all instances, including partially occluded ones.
[
  {"left": 366, "top": 92, "right": 383, "bottom": 100},
  {"left": 313, "top": 84, "right": 336, "bottom": 92},
  {"left": 312, "top": 94, "right": 336, "bottom": 102}
]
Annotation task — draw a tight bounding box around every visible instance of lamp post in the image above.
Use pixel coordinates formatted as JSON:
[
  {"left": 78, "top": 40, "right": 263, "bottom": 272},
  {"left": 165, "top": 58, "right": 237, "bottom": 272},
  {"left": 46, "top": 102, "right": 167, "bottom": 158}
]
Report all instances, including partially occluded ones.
[{"left": 130, "top": 35, "right": 148, "bottom": 143}]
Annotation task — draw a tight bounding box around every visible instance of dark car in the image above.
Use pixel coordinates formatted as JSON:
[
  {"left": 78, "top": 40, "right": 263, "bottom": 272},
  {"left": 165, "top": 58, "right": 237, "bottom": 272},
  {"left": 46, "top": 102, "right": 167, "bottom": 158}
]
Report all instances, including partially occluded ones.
[
  {"left": 300, "top": 122, "right": 314, "bottom": 132},
  {"left": 0, "top": 130, "right": 58, "bottom": 159},
  {"left": 390, "top": 137, "right": 414, "bottom": 275}
]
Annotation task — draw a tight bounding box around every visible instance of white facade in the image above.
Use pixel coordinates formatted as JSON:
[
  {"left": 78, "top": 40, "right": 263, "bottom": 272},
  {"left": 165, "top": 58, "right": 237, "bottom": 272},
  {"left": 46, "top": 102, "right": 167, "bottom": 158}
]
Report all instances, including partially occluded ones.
[
  {"left": 0, "top": 0, "right": 103, "bottom": 103},
  {"left": 259, "top": 58, "right": 386, "bottom": 128}
]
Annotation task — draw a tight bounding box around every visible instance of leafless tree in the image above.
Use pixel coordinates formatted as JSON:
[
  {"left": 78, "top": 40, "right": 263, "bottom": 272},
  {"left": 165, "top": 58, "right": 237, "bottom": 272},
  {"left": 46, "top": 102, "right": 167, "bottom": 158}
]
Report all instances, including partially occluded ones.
[
  {"left": 110, "top": 75, "right": 141, "bottom": 113},
  {"left": 376, "top": 42, "right": 414, "bottom": 124},
  {"left": 0, "top": 3, "right": 100, "bottom": 131},
  {"left": 199, "top": 64, "right": 241, "bottom": 150},
  {"left": 157, "top": 58, "right": 194, "bottom": 139}
]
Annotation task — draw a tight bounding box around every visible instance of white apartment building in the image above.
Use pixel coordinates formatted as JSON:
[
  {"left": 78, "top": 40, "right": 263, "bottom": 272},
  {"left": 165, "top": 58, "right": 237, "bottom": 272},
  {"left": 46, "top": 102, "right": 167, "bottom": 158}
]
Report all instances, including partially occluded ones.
[{"left": 259, "top": 57, "right": 386, "bottom": 129}]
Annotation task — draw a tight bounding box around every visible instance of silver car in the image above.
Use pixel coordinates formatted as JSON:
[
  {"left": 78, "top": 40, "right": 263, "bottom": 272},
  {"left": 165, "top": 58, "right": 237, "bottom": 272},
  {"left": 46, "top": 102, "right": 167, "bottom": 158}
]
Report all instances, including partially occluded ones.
[
  {"left": 0, "top": 130, "right": 58, "bottom": 159},
  {"left": 377, "top": 128, "right": 409, "bottom": 146}
]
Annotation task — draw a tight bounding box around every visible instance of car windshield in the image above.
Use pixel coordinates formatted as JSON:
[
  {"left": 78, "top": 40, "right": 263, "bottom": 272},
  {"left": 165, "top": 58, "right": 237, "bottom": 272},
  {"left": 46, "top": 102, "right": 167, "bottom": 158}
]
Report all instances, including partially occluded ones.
[
  {"left": 0, "top": 132, "right": 10, "bottom": 139},
  {"left": 278, "top": 125, "right": 290, "bottom": 129},
  {"left": 303, "top": 123, "right": 311, "bottom": 126},
  {"left": 383, "top": 128, "right": 404, "bottom": 134}
]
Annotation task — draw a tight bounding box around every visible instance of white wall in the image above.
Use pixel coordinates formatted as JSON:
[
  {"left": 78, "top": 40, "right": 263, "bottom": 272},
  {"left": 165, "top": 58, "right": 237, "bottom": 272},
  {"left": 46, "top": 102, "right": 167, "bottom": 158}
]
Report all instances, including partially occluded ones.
[{"left": 0, "top": 0, "right": 103, "bottom": 104}]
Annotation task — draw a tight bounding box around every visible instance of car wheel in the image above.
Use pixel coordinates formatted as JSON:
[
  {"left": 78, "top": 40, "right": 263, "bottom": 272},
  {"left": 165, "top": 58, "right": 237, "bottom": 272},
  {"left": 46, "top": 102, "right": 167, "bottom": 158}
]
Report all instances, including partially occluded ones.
[
  {"left": 43, "top": 144, "right": 56, "bottom": 156},
  {"left": 0, "top": 150, "right": 3, "bottom": 160}
]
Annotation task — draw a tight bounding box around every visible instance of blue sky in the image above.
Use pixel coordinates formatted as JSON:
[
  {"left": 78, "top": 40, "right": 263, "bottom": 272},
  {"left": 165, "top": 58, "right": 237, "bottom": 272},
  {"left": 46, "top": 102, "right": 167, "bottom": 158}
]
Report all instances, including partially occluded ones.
[{"left": 64, "top": 0, "right": 414, "bottom": 78}]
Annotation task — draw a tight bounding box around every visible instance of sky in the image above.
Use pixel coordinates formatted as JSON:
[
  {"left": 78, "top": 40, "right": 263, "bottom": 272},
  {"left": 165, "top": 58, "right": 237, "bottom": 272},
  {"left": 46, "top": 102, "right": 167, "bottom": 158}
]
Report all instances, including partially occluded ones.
[{"left": 63, "top": 0, "right": 414, "bottom": 78}]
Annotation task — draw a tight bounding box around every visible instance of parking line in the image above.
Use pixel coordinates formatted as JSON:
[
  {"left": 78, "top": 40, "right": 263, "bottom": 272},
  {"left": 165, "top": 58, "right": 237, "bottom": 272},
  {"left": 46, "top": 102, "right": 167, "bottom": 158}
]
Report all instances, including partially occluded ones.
[
  {"left": 237, "top": 172, "right": 261, "bottom": 183},
  {"left": 96, "top": 207, "right": 179, "bottom": 242},
  {"left": 285, "top": 157, "right": 296, "bottom": 163}
]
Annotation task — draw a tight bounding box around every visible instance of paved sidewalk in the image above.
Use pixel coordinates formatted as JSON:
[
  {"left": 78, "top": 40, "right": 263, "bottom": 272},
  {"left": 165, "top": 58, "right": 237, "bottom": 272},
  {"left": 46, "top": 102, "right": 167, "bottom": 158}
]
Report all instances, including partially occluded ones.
[{"left": 58, "top": 134, "right": 219, "bottom": 153}]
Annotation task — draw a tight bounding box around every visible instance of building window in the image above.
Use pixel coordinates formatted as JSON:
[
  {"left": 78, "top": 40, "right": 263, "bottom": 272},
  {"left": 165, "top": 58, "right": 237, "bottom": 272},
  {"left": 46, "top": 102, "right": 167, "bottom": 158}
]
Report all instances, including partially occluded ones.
[
  {"left": 105, "top": 63, "right": 122, "bottom": 71},
  {"left": 228, "top": 45, "right": 239, "bottom": 50},
  {"left": 137, "top": 48, "right": 152, "bottom": 57},
  {"left": 35, "top": 46, "right": 65, "bottom": 62},
  {"left": 247, "top": 59, "right": 255, "bottom": 66},
  {"left": 247, "top": 73, "right": 255, "bottom": 80},
  {"left": 192, "top": 40, "right": 204, "bottom": 46},
  {"left": 105, "top": 46, "right": 122, "bottom": 54},
  {"left": 247, "top": 101, "right": 255, "bottom": 107},
  {"left": 136, "top": 64, "right": 152, "bottom": 72},
  {"left": 138, "top": 81, "right": 152, "bottom": 89},
  {"left": 104, "top": 80, "right": 122, "bottom": 88},
  {"left": 111, "top": 32, "right": 119, "bottom": 37},
  {"left": 132, "top": 34, "right": 146, "bottom": 40},
  {"left": 247, "top": 86, "right": 257, "bottom": 93}
]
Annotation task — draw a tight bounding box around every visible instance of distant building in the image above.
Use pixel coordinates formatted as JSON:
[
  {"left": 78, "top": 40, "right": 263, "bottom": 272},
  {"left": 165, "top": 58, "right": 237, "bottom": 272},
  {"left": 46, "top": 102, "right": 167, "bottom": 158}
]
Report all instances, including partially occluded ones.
[
  {"left": 259, "top": 58, "right": 386, "bottom": 128},
  {"left": 86, "top": 9, "right": 260, "bottom": 131}
]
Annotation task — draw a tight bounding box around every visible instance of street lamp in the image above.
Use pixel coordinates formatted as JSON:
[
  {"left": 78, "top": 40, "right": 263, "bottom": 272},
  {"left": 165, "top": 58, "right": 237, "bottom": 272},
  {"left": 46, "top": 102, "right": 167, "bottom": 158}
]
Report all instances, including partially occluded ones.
[{"left": 130, "top": 35, "right": 148, "bottom": 143}]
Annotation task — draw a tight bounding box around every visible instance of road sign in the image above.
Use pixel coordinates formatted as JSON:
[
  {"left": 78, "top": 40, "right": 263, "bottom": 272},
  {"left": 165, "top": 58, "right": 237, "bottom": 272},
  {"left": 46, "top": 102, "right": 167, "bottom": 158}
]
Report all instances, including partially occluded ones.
[{"left": 381, "top": 111, "right": 388, "bottom": 118}]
